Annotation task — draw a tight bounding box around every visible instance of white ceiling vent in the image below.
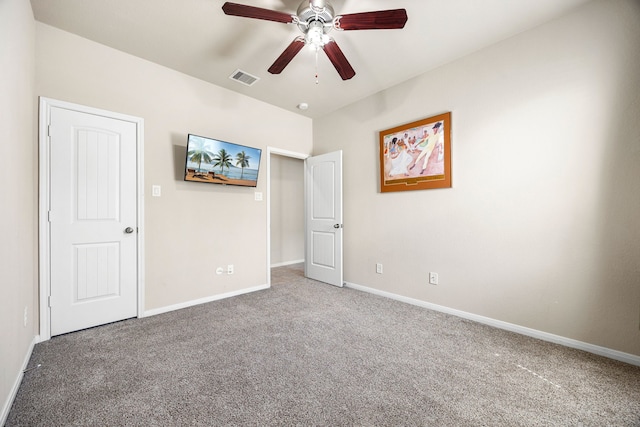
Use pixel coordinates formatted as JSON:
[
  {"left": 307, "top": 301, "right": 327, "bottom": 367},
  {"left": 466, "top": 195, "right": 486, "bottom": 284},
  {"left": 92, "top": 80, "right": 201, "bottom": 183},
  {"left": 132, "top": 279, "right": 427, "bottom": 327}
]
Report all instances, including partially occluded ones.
[{"left": 229, "top": 69, "right": 260, "bottom": 87}]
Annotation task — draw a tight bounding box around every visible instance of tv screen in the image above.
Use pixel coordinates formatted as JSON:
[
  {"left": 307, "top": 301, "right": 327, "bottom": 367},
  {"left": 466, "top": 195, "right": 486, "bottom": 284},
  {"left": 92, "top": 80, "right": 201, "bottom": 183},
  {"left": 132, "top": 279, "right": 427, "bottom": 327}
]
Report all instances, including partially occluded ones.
[{"left": 184, "top": 134, "right": 262, "bottom": 187}]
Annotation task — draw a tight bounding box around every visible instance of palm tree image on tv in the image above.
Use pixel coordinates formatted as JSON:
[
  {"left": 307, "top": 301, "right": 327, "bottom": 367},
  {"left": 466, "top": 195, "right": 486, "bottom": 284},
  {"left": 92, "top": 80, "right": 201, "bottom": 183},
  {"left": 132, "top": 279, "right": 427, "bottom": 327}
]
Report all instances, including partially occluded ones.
[
  {"left": 184, "top": 134, "right": 262, "bottom": 186},
  {"left": 187, "top": 139, "right": 214, "bottom": 172},
  {"left": 213, "top": 148, "right": 232, "bottom": 175},
  {"left": 235, "top": 150, "right": 252, "bottom": 179}
]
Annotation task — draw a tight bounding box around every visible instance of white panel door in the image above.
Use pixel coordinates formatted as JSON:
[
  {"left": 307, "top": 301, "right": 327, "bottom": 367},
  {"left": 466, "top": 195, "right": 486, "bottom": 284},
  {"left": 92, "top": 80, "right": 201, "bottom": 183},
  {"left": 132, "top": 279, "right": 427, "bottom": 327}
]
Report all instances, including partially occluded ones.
[
  {"left": 49, "top": 106, "right": 138, "bottom": 336},
  {"left": 305, "top": 151, "right": 343, "bottom": 287}
]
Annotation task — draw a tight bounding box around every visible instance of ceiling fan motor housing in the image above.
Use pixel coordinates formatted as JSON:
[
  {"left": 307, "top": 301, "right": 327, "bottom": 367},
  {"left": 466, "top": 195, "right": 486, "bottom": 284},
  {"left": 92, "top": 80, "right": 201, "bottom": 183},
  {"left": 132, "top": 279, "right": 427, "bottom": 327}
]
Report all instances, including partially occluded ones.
[{"left": 297, "top": 0, "right": 334, "bottom": 31}]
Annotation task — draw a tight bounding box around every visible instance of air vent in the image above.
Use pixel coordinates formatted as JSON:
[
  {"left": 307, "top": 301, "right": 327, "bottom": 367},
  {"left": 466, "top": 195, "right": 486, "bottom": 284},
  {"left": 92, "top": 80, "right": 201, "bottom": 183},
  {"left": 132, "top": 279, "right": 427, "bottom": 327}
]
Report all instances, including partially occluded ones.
[{"left": 229, "top": 69, "right": 260, "bottom": 87}]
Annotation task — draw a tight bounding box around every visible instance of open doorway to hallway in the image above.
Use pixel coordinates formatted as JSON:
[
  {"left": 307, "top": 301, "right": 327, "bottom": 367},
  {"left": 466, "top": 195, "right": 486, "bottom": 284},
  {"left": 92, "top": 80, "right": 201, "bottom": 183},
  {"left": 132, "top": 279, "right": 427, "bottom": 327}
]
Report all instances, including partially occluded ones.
[{"left": 268, "top": 151, "right": 305, "bottom": 283}]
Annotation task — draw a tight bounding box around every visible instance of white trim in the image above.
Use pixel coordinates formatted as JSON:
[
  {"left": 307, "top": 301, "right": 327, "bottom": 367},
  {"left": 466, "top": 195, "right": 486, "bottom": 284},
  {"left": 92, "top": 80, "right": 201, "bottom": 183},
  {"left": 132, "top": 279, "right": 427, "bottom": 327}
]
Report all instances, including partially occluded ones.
[
  {"left": 271, "top": 259, "right": 305, "bottom": 268},
  {"left": 38, "top": 97, "right": 145, "bottom": 340},
  {"left": 266, "top": 147, "right": 309, "bottom": 287},
  {"left": 38, "top": 98, "right": 51, "bottom": 340},
  {"left": 1, "top": 336, "right": 37, "bottom": 426},
  {"left": 344, "top": 281, "right": 640, "bottom": 367},
  {"left": 135, "top": 109, "right": 146, "bottom": 318},
  {"left": 144, "top": 284, "right": 269, "bottom": 317}
]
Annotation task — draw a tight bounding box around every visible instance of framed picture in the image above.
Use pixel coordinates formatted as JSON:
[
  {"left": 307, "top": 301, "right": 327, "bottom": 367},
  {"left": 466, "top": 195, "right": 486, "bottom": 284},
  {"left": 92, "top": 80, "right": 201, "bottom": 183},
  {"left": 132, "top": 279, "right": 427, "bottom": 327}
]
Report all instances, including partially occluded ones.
[{"left": 379, "top": 112, "right": 451, "bottom": 193}]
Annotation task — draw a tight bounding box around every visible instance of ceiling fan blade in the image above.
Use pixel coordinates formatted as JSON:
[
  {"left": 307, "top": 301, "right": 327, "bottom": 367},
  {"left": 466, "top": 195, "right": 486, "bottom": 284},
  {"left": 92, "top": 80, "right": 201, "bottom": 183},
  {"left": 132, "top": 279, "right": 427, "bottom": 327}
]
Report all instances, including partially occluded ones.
[
  {"left": 335, "top": 9, "right": 408, "bottom": 31},
  {"left": 268, "top": 38, "right": 305, "bottom": 74},
  {"left": 323, "top": 40, "right": 355, "bottom": 80},
  {"left": 222, "top": 2, "right": 294, "bottom": 24}
]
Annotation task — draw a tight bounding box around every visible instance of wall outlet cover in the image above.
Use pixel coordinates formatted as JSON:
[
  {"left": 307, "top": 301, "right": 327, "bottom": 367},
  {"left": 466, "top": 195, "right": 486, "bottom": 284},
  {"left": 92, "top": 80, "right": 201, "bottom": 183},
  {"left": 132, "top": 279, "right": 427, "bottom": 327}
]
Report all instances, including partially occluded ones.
[{"left": 429, "top": 272, "right": 439, "bottom": 285}]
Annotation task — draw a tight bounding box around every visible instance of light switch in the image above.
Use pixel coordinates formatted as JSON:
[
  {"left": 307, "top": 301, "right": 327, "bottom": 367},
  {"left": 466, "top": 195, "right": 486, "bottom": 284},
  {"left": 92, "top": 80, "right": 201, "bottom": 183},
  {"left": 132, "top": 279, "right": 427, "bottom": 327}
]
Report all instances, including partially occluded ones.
[
  {"left": 254, "top": 192, "right": 263, "bottom": 201},
  {"left": 152, "top": 185, "right": 161, "bottom": 197}
]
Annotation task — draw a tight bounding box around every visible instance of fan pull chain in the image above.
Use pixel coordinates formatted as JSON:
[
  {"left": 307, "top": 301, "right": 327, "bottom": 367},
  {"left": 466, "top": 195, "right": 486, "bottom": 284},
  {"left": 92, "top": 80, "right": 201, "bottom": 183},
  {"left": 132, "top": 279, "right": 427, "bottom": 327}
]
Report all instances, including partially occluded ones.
[{"left": 315, "top": 49, "right": 319, "bottom": 84}]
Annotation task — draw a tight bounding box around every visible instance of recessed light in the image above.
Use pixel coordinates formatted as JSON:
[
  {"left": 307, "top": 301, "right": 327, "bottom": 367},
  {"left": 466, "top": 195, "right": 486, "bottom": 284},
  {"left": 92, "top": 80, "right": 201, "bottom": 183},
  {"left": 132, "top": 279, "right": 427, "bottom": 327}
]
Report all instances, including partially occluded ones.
[{"left": 297, "top": 102, "right": 309, "bottom": 110}]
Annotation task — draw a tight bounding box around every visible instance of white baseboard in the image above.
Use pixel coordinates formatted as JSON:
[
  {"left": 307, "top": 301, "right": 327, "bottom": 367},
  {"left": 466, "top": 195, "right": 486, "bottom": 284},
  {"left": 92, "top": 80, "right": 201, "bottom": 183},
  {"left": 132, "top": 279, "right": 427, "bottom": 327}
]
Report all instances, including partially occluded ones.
[
  {"left": 344, "top": 281, "right": 640, "bottom": 367},
  {"left": 143, "top": 284, "right": 270, "bottom": 317},
  {"left": 1, "top": 335, "right": 38, "bottom": 426},
  {"left": 270, "top": 259, "right": 305, "bottom": 268}
]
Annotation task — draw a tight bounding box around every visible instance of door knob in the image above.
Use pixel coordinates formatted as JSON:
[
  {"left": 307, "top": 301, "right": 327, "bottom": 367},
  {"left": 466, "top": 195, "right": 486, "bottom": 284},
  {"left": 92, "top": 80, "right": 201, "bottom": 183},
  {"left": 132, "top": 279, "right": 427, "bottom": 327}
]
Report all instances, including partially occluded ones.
[
  {"left": 124, "top": 227, "right": 134, "bottom": 234},
  {"left": 333, "top": 224, "right": 342, "bottom": 229}
]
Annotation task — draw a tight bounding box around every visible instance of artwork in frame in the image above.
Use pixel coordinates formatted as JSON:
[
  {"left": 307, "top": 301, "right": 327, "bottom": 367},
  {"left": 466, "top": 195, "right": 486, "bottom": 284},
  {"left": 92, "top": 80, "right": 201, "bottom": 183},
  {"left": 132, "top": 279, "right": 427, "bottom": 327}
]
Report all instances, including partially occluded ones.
[{"left": 379, "top": 112, "right": 451, "bottom": 193}]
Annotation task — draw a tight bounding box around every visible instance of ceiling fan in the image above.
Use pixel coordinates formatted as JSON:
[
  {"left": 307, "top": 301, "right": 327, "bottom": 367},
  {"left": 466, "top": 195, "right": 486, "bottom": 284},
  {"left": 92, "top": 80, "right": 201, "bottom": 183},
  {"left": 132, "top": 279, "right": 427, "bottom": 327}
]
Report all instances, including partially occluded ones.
[{"left": 222, "top": 0, "right": 408, "bottom": 80}]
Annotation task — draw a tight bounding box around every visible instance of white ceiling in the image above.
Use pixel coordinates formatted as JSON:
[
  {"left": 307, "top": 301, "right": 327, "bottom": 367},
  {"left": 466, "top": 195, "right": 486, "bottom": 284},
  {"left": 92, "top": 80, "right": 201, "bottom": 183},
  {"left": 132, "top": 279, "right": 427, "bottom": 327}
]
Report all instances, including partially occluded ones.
[{"left": 30, "top": 0, "right": 592, "bottom": 118}]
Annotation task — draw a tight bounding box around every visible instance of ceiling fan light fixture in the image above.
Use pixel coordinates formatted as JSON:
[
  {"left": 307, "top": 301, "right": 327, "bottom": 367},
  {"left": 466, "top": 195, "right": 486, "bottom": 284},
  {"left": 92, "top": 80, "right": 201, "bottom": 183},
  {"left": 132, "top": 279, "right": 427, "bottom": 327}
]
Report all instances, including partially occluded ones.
[{"left": 305, "top": 21, "right": 330, "bottom": 50}]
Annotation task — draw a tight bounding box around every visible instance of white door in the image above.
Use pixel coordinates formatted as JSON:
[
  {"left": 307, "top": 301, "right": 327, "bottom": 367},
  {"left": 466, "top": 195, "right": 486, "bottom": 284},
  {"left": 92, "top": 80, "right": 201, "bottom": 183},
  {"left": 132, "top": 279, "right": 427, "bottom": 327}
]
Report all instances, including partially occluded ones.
[
  {"left": 305, "top": 151, "right": 343, "bottom": 287},
  {"left": 49, "top": 106, "right": 138, "bottom": 336}
]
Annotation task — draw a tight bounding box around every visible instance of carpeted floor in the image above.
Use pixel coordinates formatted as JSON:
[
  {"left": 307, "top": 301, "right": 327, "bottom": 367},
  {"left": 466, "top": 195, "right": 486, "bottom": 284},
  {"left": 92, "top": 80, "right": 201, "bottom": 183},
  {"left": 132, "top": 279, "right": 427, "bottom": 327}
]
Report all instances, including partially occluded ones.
[{"left": 6, "top": 264, "right": 640, "bottom": 426}]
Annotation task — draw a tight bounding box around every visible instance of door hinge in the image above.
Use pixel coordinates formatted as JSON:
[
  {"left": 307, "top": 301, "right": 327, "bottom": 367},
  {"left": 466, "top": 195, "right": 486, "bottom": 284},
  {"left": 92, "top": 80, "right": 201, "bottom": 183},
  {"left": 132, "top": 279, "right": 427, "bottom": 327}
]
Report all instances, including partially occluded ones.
[
  {"left": 48, "top": 296, "right": 52, "bottom": 307},
  {"left": 47, "top": 210, "right": 53, "bottom": 222},
  {"left": 48, "top": 125, "right": 52, "bottom": 137}
]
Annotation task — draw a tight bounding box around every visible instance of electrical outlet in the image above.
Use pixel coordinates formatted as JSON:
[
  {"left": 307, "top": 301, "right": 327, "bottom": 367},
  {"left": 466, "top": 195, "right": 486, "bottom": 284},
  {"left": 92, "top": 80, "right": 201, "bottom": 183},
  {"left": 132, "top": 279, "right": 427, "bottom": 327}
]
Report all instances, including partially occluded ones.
[
  {"left": 376, "top": 263, "right": 383, "bottom": 274},
  {"left": 429, "top": 272, "right": 439, "bottom": 285},
  {"left": 227, "top": 264, "right": 234, "bottom": 275}
]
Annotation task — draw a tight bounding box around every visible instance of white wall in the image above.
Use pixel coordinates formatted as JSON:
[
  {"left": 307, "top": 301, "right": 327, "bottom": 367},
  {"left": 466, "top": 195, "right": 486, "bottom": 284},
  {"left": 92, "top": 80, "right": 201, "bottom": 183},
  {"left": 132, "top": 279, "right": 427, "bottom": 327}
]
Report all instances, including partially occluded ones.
[
  {"left": 35, "top": 23, "right": 313, "bottom": 311},
  {"left": 0, "top": 0, "right": 37, "bottom": 422},
  {"left": 313, "top": 0, "right": 640, "bottom": 356},
  {"left": 270, "top": 154, "right": 305, "bottom": 266}
]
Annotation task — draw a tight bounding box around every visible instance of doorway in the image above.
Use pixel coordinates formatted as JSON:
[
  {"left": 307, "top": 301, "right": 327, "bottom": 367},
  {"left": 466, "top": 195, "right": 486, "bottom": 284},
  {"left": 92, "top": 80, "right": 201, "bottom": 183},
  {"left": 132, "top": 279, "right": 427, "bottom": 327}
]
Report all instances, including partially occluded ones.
[
  {"left": 266, "top": 147, "right": 343, "bottom": 288},
  {"left": 267, "top": 148, "right": 307, "bottom": 285}
]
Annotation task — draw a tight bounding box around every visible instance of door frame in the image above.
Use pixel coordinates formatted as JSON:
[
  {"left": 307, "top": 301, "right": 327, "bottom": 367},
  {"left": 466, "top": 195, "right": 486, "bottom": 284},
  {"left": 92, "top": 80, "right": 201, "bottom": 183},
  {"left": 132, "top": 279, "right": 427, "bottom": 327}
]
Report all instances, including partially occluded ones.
[
  {"left": 265, "top": 146, "right": 309, "bottom": 286},
  {"left": 38, "top": 97, "right": 145, "bottom": 341}
]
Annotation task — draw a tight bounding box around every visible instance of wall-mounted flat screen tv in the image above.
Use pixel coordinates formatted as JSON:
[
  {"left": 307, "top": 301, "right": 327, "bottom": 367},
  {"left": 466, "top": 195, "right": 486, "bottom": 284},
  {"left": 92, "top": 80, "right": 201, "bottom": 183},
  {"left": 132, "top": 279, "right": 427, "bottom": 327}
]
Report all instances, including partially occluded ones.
[{"left": 184, "top": 134, "right": 262, "bottom": 187}]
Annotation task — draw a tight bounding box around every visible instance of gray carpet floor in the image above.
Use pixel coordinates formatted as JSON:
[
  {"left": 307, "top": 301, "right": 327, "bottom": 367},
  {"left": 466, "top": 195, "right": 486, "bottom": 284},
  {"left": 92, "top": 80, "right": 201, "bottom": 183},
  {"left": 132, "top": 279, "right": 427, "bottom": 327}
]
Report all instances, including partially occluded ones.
[{"left": 6, "top": 264, "right": 640, "bottom": 426}]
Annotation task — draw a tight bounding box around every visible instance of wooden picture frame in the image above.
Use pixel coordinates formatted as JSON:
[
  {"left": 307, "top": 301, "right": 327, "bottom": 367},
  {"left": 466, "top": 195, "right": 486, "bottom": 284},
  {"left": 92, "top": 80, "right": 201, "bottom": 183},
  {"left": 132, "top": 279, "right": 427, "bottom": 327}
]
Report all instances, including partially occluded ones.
[{"left": 379, "top": 112, "right": 451, "bottom": 192}]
